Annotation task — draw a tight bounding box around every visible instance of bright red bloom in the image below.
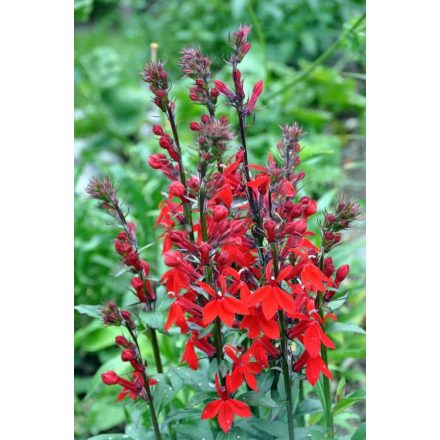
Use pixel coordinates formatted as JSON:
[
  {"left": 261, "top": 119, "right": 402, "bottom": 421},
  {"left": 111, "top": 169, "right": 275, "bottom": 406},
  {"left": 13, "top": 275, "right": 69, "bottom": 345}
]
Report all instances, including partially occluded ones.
[
  {"left": 201, "top": 374, "right": 251, "bottom": 432},
  {"left": 301, "top": 262, "right": 332, "bottom": 293},
  {"left": 246, "top": 261, "right": 296, "bottom": 319},
  {"left": 198, "top": 277, "right": 248, "bottom": 327},
  {"left": 225, "top": 345, "right": 262, "bottom": 391}
]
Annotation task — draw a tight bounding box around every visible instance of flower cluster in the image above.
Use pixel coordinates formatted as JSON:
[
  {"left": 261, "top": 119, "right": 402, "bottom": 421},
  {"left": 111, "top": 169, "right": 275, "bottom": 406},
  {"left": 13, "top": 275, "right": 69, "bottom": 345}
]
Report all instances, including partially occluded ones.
[
  {"left": 142, "top": 25, "right": 360, "bottom": 433},
  {"left": 88, "top": 24, "right": 360, "bottom": 438}
]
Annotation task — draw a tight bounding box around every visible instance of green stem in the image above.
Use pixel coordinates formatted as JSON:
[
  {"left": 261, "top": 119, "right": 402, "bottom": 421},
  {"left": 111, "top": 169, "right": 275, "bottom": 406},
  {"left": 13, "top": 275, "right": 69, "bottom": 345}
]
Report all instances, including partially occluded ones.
[
  {"left": 126, "top": 326, "right": 162, "bottom": 440},
  {"left": 265, "top": 12, "right": 366, "bottom": 101},
  {"left": 150, "top": 327, "right": 163, "bottom": 374},
  {"left": 166, "top": 106, "right": 195, "bottom": 242},
  {"left": 317, "top": 291, "right": 334, "bottom": 439},
  {"left": 298, "top": 380, "right": 305, "bottom": 427},
  {"left": 272, "top": 245, "right": 295, "bottom": 440},
  {"left": 213, "top": 317, "right": 225, "bottom": 386}
]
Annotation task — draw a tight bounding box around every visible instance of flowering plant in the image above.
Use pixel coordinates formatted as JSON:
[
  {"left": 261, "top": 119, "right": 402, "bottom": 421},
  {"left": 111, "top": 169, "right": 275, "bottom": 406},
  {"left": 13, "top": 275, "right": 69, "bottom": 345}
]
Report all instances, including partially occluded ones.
[{"left": 86, "top": 25, "right": 361, "bottom": 440}]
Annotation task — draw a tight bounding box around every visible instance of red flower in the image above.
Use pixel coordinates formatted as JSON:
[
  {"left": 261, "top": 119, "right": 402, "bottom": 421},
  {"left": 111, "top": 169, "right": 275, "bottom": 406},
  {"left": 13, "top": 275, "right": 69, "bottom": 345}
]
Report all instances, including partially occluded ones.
[
  {"left": 244, "top": 80, "right": 263, "bottom": 115},
  {"left": 301, "top": 262, "right": 332, "bottom": 293},
  {"left": 246, "top": 261, "right": 296, "bottom": 319},
  {"left": 201, "top": 374, "right": 251, "bottom": 432},
  {"left": 225, "top": 345, "right": 262, "bottom": 391},
  {"left": 198, "top": 277, "right": 248, "bottom": 327}
]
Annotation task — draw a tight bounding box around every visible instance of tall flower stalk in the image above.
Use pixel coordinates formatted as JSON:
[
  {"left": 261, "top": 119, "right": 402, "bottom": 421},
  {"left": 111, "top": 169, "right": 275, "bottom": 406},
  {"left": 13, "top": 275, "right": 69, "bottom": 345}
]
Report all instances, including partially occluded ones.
[{"left": 86, "top": 24, "right": 360, "bottom": 438}]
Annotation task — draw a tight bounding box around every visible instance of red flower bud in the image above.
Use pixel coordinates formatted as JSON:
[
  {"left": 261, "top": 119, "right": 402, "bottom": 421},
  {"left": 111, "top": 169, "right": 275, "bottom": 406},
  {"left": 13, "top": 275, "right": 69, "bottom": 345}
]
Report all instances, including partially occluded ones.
[
  {"left": 323, "top": 257, "right": 335, "bottom": 277},
  {"left": 148, "top": 153, "right": 168, "bottom": 169},
  {"left": 304, "top": 200, "right": 317, "bottom": 217},
  {"left": 117, "top": 231, "right": 127, "bottom": 240},
  {"left": 213, "top": 205, "right": 229, "bottom": 221},
  {"left": 163, "top": 250, "right": 182, "bottom": 267},
  {"left": 291, "top": 219, "right": 307, "bottom": 234},
  {"left": 187, "top": 176, "right": 200, "bottom": 192},
  {"left": 121, "top": 310, "right": 132, "bottom": 321},
  {"left": 114, "top": 240, "right": 131, "bottom": 255},
  {"left": 169, "top": 181, "right": 186, "bottom": 198},
  {"left": 189, "top": 122, "right": 200, "bottom": 131},
  {"left": 199, "top": 242, "right": 211, "bottom": 265},
  {"left": 115, "top": 336, "right": 130, "bottom": 347},
  {"left": 121, "top": 349, "right": 135, "bottom": 362},
  {"left": 264, "top": 220, "right": 276, "bottom": 243},
  {"left": 159, "top": 135, "right": 173, "bottom": 150},
  {"left": 101, "top": 371, "right": 119, "bottom": 385},
  {"left": 152, "top": 125, "right": 164, "bottom": 136},
  {"left": 335, "top": 265, "right": 350, "bottom": 283},
  {"left": 131, "top": 277, "right": 143, "bottom": 290}
]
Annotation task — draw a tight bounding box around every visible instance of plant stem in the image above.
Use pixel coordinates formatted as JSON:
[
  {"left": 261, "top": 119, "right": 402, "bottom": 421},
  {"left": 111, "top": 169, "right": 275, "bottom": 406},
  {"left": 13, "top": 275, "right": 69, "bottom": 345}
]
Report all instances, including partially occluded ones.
[
  {"left": 150, "top": 327, "right": 163, "bottom": 374},
  {"left": 126, "top": 326, "right": 162, "bottom": 440},
  {"left": 213, "top": 317, "right": 225, "bottom": 386},
  {"left": 166, "top": 105, "right": 195, "bottom": 242},
  {"left": 317, "top": 252, "right": 334, "bottom": 439},
  {"left": 272, "top": 244, "right": 295, "bottom": 440},
  {"left": 298, "top": 380, "right": 305, "bottom": 427}
]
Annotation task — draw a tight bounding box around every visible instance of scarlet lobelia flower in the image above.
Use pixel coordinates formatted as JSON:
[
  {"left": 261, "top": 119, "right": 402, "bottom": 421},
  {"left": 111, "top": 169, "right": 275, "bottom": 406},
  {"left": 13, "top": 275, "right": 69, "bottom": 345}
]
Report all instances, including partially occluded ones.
[
  {"left": 246, "top": 260, "right": 297, "bottom": 319},
  {"left": 198, "top": 276, "right": 249, "bottom": 327},
  {"left": 201, "top": 374, "right": 251, "bottom": 433}
]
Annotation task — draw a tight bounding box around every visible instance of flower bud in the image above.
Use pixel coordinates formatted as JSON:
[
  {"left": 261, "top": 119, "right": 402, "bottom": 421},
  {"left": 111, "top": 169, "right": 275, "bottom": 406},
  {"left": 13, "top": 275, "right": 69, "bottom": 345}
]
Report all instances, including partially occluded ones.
[
  {"left": 199, "top": 242, "right": 211, "bottom": 265},
  {"left": 121, "top": 349, "right": 135, "bottom": 362},
  {"left": 101, "top": 371, "right": 119, "bottom": 385},
  {"left": 159, "top": 135, "right": 173, "bottom": 150},
  {"left": 217, "top": 250, "right": 229, "bottom": 266},
  {"left": 148, "top": 153, "right": 167, "bottom": 169},
  {"left": 323, "top": 257, "right": 335, "bottom": 277},
  {"left": 169, "top": 181, "right": 186, "bottom": 198},
  {"left": 335, "top": 265, "right": 350, "bottom": 283},
  {"left": 264, "top": 220, "right": 276, "bottom": 243},
  {"left": 117, "top": 231, "right": 127, "bottom": 240},
  {"left": 304, "top": 200, "right": 317, "bottom": 217},
  {"left": 187, "top": 176, "right": 200, "bottom": 192},
  {"left": 189, "top": 122, "right": 201, "bottom": 131},
  {"left": 290, "top": 203, "right": 303, "bottom": 218},
  {"left": 291, "top": 219, "right": 307, "bottom": 234},
  {"left": 163, "top": 250, "right": 182, "bottom": 267},
  {"left": 121, "top": 310, "right": 132, "bottom": 321},
  {"left": 115, "top": 336, "right": 130, "bottom": 347},
  {"left": 213, "top": 205, "right": 229, "bottom": 221},
  {"left": 152, "top": 125, "right": 164, "bottom": 136}
]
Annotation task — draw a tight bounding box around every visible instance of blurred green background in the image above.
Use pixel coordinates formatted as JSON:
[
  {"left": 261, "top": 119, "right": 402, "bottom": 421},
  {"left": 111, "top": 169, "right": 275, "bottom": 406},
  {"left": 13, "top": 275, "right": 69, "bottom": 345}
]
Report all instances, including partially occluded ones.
[{"left": 74, "top": 0, "right": 365, "bottom": 438}]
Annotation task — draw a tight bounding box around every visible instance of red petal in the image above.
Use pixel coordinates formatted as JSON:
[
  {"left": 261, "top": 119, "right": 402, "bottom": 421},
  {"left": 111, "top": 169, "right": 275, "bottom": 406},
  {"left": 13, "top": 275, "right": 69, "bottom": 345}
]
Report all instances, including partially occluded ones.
[
  {"left": 303, "top": 324, "right": 321, "bottom": 358},
  {"left": 276, "top": 289, "right": 296, "bottom": 315},
  {"left": 203, "top": 300, "right": 219, "bottom": 325},
  {"left": 262, "top": 291, "right": 278, "bottom": 320},
  {"left": 197, "top": 280, "right": 216, "bottom": 297},
  {"left": 306, "top": 356, "right": 321, "bottom": 385},
  {"left": 244, "top": 372, "right": 258, "bottom": 391},
  {"left": 225, "top": 296, "right": 249, "bottom": 315},
  {"left": 219, "top": 303, "right": 236, "bottom": 326},
  {"left": 181, "top": 341, "right": 198, "bottom": 370},
  {"left": 218, "top": 402, "right": 234, "bottom": 432},
  {"left": 246, "top": 286, "right": 267, "bottom": 307},
  {"left": 201, "top": 399, "right": 223, "bottom": 419},
  {"left": 164, "top": 302, "right": 177, "bottom": 332},
  {"left": 259, "top": 316, "right": 280, "bottom": 339},
  {"left": 228, "top": 399, "right": 252, "bottom": 418},
  {"left": 277, "top": 265, "right": 294, "bottom": 282}
]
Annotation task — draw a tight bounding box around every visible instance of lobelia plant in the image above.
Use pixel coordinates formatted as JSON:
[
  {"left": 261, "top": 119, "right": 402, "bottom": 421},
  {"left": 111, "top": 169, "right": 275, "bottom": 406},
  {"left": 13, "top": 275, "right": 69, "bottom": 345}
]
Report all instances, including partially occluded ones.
[{"left": 86, "top": 25, "right": 360, "bottom": 440}]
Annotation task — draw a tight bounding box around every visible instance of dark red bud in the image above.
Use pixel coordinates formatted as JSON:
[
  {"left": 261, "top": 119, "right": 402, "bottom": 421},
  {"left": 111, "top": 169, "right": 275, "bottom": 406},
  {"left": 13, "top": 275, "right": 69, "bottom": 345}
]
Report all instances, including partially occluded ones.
[
  {"left": 163, "top": 250, "right": 182, "bottom": 267},
  {"left": 121, "top": 349, "right": 135, "bottom": 362},
  {"left": 323, "top": 257, "right": 335, "bottom": 277},
  {"left": 189, "top": 122, "right": 201, "bottom": 131},
  {"left": 304, "top": 200, "right": 317, "bottom": 217},
  {"left": 101, "top": 371, "right": 119, "bottom": 385},
  {"left": 199, "top": 242, "right": 211, "bottom": 265},
  {"left": 335, "top": 265, "right": 350, "bottom": 283},
  {"left": 264, "top": 220, "right": 276, "bottom": 243},
  {"left": 169, "top": 181, "right": 186, "bottom": 198},
  {"left": 115, "top": 336, "right": 130, "bottom": 347},
  {"left": 121, "top": 310, "right": 132, "bottom": 321},
  {"left": 213, "top": 205, "right": 229, "bottom": 221},
  {"left": 152, "top": 125, "right": 164, "bottom": 136}
]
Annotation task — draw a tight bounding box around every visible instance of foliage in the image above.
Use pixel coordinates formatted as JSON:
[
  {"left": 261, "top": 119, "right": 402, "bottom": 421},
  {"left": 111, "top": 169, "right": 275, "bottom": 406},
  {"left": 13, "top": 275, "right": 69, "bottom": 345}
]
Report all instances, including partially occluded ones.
[{"left": 75, "top": 1, "right": 365, "bottom": 439}]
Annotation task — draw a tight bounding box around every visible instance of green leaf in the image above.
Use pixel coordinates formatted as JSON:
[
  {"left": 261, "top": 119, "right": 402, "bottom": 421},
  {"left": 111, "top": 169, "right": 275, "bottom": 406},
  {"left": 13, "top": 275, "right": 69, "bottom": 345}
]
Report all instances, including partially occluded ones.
[
  {"left": 238, "top": 391, "right": 278, "bottom": 408},
  {"left": 139, "top": 310, "right": 165, "bottom": 331},
  {"left": 333, "top": 388, "right": 366, "bottom": 415},
  {"left": 75, "top": 0, "right": 93, "bottom": 22},
  {"left": 294, "top": 399, "right": 323, "bottom": 416},
  {"left": 327, "top": 322, "right": 366, "bottom": 335},
  {"left": 75, "top": 304, "right": 101, "bottom": 319},
  {"left": 177, "top": 420, "right": 213, "bottom": 440},
  {"left": 351, "top": 422, "right": 366, "bottom": 440}
]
